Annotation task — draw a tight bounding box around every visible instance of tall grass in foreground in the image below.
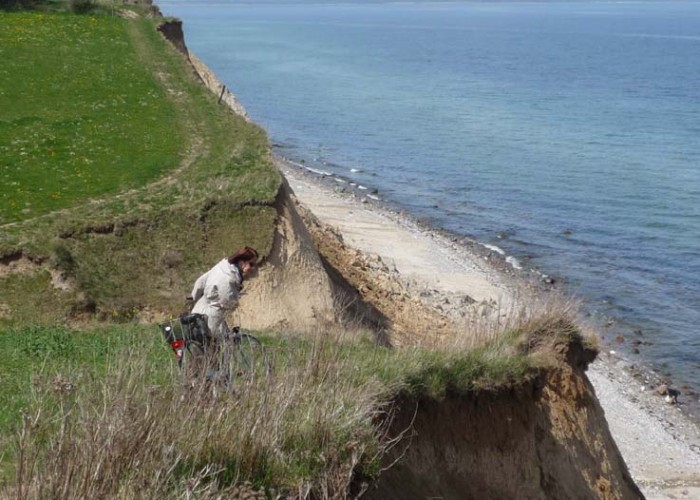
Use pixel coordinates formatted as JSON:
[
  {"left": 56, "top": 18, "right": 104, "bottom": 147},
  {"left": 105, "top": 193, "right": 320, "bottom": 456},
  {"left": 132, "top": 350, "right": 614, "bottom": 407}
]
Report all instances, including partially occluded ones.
[
  {"left": 1, "top": 296, "right": 592, "bottom": 499},
  {"left": 2, "top": 331, "right": 397, "bottom": 499}
]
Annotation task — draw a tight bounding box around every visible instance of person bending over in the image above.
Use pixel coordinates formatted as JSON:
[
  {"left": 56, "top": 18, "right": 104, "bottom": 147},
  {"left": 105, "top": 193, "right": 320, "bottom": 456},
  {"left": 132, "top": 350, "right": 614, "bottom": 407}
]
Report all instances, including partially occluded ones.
[{"left": 190, "top": 246, "right": 259, "bottom": 338}]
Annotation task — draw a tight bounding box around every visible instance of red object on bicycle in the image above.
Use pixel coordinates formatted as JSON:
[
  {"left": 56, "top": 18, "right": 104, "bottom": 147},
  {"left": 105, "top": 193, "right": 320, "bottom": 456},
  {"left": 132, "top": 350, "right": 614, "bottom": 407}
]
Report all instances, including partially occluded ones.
[
  {"left": 170, "top": 340, "right": 185, "bottom": 363},
  {"left": 171, "top": 340, "right": 186, "bottom": 360}
]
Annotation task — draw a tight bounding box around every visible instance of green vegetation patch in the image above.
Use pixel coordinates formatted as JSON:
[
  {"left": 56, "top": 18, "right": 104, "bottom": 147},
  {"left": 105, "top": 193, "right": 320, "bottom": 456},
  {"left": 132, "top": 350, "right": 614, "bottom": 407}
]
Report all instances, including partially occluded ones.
[
  {"left": 0, "top": 204, "right": 277, "bottom": 324},
  {"left": 0, "top": 11, "right": 182, "bottom": 224},
  {"left": 0, "top": 10, "right": 281, "bottom": 321},
  {"left": 0, "top": 324, "right": 165, "bottom": 429},
  {"left": 0, "top": 268, "right": 78, "bottom": 324}
]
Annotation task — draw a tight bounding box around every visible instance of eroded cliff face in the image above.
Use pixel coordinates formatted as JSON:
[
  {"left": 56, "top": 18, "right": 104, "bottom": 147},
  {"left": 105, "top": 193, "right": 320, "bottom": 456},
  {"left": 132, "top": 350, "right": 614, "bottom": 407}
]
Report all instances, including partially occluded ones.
[
  {"left": 366, "top": 344, "right": 642, "bottom": 500},
  {"left": 235, "top": 180, "right": 339, "bottom": 332},
  {"left": 158, "top": 19, "right": 251, "bottom": 121},
  {"left": 156, "top": 19, "right": 188, "bottom": 57},
  {"left": 162, "top": 22, "right": 643, "bottom": 499},
  {"left": 188, "top": 52, "right": 251, "bottom": 121}
]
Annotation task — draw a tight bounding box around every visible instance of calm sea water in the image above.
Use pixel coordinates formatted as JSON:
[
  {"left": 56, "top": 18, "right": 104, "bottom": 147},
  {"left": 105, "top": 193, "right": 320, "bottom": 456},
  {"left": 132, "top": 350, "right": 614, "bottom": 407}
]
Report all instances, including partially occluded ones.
[{"left": 161, "top": 1, "right": 700, "bottom": 392}]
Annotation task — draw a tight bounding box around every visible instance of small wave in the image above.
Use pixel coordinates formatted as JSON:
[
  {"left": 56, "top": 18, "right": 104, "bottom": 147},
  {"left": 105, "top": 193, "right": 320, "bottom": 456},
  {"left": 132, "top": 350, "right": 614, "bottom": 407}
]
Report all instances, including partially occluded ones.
[
  {"left": 483, "top": 244, "right": 506, "bottom": 255},
  {"left": 350, "top": 168, "right": 362, "bottom": 173},
  {"left": 367, "top": 194, "right": 380, "bottom": 201},
  {"left": 506, "top": 256, "right": 523, "bottom": 270},
  {"left": 272, "top": 141, "right": 296, "bottom": 149},
  {"left": 305, "top": 167, "right": 333, "bottom": 176},
  {"left": 285, "top": 158, "right": 306, "bottom": 169},
  {"left": 321, "top": 160, "right": 343, "bottom": 169},
  {"left": 358, "top": 185, "right": 369, "bottom": 190},
  {"left": 333, "top": 178, "right": 347, "bottom": 184}
]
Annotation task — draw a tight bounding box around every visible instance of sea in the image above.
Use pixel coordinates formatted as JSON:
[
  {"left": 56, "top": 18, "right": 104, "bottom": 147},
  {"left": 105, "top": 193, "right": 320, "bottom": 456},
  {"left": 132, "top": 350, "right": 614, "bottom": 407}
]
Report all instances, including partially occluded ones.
[{"left": 160, "top": 1, "right": 700, "bottom": 400}]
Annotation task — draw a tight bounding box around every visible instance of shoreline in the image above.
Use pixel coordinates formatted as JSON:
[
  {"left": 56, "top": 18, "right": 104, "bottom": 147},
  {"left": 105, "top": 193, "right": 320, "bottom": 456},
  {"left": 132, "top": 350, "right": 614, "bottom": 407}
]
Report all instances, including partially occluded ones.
[
  {"left": 277, "top": 151, "right": 700, "bottom": 419},
  {"left": 275, "top": 153, "right": 540, "bottom": 286},
  {"left": 276, "top": 153, "right": 700, "bottom": 498}
]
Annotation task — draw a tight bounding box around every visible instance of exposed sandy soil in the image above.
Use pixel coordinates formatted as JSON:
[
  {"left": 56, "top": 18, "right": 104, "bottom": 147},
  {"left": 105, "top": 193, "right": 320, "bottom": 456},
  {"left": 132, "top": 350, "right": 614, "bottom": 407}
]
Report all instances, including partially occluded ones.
[
  {"left": 278, "top": 159, "right": 514, "bottom": 307},
  {"left": 279, "top": 159, "right": 700, "bottom": 500}
]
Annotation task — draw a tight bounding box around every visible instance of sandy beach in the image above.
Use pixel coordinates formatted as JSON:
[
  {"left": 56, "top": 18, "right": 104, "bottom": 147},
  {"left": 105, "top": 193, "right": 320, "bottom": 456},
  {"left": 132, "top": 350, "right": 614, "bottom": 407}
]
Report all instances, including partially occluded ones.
[{"left": 278, "top": 158, "right": 700, "bottom": 499}]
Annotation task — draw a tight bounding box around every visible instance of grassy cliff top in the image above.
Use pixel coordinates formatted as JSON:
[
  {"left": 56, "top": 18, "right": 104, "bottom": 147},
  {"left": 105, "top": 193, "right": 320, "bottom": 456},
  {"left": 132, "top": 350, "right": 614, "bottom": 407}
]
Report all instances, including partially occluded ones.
[
  {"left": 0, "top": 6, "right": 281, "bottom": 322},
  {"left": 0, "top": 11, "right": 182, "bottom": 224}
]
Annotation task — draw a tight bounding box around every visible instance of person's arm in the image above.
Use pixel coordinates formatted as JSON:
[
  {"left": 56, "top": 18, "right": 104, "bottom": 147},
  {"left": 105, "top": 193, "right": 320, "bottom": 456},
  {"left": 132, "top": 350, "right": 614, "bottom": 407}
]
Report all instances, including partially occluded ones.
[{"left": 191, "top": 271, "right": 209, "bottom": 303}]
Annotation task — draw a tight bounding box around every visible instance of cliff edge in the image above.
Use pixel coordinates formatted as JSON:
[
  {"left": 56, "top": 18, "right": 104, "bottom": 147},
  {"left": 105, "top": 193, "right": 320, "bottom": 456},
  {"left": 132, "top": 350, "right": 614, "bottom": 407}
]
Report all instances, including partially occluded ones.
[{"left": 367, "top": 339, "right": 642, "bottom": 499}]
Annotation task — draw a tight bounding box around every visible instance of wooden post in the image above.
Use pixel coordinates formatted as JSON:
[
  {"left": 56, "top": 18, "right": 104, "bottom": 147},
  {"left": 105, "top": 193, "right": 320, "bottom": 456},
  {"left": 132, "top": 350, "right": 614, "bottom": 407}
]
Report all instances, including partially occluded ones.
[{"left": 218, "top": 85, "right": 226, "bottom": 104}]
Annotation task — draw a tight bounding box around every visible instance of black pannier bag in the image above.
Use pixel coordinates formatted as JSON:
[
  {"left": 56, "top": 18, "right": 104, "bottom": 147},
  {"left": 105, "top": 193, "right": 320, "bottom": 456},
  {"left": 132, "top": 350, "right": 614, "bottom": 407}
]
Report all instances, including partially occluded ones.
[{"left": 160, "top": 313, "right": 209, "bottom": 345}]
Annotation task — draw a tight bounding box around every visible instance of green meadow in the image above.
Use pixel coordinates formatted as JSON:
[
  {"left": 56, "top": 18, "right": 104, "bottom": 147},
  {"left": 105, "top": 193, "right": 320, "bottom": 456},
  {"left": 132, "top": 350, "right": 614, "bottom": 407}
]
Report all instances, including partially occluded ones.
[
  {"left": 0, "top": 12, "right": 182, "bottom": 224},
  {"left": 0, "top": 8, "right": 280, "bottom": 322}
]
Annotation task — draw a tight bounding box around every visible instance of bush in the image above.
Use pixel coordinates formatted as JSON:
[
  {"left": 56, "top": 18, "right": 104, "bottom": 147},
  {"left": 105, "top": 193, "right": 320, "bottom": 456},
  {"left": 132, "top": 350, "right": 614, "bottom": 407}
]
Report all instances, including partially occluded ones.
[{"left": 52, "top": 244, "right": 76, "bottom": 276}]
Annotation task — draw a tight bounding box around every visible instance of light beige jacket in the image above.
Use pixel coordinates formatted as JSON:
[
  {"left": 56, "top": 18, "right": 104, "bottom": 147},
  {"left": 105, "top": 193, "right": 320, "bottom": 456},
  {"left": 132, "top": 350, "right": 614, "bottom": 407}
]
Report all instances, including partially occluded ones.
[{"left": 191, "top": 258, "right": 243, "bottom": 313}]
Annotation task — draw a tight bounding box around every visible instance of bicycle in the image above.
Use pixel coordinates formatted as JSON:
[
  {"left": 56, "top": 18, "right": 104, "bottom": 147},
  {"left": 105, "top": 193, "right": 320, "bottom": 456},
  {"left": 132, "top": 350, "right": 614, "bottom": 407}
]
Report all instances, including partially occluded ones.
[{"left": 160, "top": 313, "right": 270, "bottom": 388}]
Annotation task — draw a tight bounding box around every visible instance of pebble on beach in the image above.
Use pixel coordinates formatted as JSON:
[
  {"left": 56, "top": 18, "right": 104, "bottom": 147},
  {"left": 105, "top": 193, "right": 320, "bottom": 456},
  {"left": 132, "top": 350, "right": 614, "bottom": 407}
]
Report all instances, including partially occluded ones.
[{"left": 655, "top": 384, "right": 681, "bottom": 404}]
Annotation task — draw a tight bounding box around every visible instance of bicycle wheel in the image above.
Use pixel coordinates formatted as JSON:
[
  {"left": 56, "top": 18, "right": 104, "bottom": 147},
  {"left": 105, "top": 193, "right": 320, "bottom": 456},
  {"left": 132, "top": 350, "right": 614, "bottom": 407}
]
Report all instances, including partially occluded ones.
[{"left": 230, "top": 333, "right": 270, "bottom": 382}]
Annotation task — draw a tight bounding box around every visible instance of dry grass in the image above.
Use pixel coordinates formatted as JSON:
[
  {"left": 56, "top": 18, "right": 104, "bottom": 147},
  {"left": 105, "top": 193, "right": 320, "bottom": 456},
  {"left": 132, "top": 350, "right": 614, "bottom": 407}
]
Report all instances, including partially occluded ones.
[
  {"left": 3, "top": 332, "right": 397, "bottom": 499},
  {"left": 424, "top": 288, "right": 596, "bottom": 353},
  {"left": 1, "top": 294, "right": 596, "bottom": 499}
]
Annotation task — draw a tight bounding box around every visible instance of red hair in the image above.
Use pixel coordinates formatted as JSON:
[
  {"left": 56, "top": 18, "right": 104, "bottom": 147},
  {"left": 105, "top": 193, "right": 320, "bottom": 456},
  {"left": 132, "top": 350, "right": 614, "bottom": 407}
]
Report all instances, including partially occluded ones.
[{"left": 228, "top": 246, "right": 259, "bottom": 266}]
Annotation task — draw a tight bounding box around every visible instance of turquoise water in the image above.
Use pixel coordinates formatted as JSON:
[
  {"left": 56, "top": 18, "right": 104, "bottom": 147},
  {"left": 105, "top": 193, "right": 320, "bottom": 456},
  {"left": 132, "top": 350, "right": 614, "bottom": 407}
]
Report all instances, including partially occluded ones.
[{"left": 162, "top": 2, "right": 700, "bottom": 393}]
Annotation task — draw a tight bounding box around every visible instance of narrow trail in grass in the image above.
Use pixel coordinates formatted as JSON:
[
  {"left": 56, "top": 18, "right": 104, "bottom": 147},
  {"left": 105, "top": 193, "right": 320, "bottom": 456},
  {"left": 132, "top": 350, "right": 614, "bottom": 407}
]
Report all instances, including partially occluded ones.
[{"left": 120, "top": 17, "right": 209, "bottom": 190}]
